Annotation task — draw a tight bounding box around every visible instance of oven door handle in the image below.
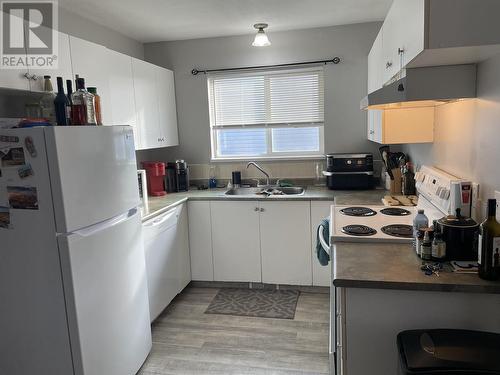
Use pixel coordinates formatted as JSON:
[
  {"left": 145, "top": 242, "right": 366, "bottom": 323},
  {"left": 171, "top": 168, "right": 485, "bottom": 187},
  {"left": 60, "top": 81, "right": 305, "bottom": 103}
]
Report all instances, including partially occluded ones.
[{"left": 319, "top": 223, "right": 330, "bottom": 254}]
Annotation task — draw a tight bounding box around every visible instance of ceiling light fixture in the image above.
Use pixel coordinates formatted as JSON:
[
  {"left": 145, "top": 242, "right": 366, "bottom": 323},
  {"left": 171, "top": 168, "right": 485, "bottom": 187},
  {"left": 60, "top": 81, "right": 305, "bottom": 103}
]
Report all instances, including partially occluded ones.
[{"left": 252, "top": 23, "right": 271, "bottom": 47}]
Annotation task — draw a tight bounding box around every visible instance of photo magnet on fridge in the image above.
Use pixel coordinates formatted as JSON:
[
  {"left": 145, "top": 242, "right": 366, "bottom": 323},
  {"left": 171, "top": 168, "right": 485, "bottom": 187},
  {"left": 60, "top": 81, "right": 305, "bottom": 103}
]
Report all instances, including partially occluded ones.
[
  {"left": 0, "top": 135, "right": 19, "bottom": 143},
  {"left": 18, "top": 164, "right": 33, "bottom": 179},
  {"left": 24, "top": 137, "right": 37, "bottom": 158},
  {"left": 0, "top": 206, "right": 10, "bottom": 229},
  {"left": 1, "top": 147, "right": 25, "bottom": 167},
  {"left": 7, "top": 186, "right": 38, "bottom": 210}
]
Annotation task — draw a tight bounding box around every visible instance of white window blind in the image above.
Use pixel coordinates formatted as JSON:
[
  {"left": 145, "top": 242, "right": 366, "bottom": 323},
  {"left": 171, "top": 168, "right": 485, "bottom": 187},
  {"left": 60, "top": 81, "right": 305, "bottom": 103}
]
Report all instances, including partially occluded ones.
[{"left": 208, "top": 67, "right": 325, "bottom": 160}]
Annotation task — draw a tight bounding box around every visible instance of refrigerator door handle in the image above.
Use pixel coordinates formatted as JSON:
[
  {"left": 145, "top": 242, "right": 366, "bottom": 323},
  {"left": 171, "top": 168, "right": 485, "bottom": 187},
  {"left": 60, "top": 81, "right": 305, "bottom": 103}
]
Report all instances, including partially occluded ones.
[{"left": 68, "top": 208, "right": 138, "bottom": 238}]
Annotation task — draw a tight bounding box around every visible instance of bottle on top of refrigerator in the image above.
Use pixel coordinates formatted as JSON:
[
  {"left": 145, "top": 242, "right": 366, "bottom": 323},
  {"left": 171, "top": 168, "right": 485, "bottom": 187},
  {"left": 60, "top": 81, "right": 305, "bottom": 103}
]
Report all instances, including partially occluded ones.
[
  {"left": 71, "top": 78, "right": 88, "bottom": 125},
  {"left": 66, "top": 79, "right": 73, "bottom": 125},
  {"left": 478, "top": 199, "right": 500, "bottom": 280},
  {"left": 40, "top": 75, "right": 56, "bottom": 124},
  {"left": 54, "top": 77, "right": 70, "bottom": 125},
  {"left": 87, "top": 87, "right": 102, "bottom": 125},
  {"left": 413, "top": 209, "right": 429, "bottom": 254}
]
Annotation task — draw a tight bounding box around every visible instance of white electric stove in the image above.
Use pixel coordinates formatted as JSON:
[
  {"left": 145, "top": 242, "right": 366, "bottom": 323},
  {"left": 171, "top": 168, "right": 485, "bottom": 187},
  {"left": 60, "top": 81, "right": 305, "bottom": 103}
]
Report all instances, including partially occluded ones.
[
  {"left": 330, "top": 205, "right": 416, "bottom": 243},
  {"left": 328, "top": 165, "right": 479, "bottom": 375}
]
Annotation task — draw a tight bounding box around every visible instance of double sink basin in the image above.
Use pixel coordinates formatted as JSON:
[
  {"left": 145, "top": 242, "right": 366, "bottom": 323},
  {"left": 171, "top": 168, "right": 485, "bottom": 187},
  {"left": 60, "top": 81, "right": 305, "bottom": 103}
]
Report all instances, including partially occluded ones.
[{"left": 224, "top": 186, "right": 305, "bottom": 196}]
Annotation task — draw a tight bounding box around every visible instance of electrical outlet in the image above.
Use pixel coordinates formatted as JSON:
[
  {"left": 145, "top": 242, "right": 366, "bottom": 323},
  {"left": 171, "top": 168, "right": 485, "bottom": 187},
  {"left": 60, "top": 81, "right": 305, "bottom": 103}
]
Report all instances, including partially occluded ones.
[{"left": 495, "top": 190, "right": 500, "bottom": 222}]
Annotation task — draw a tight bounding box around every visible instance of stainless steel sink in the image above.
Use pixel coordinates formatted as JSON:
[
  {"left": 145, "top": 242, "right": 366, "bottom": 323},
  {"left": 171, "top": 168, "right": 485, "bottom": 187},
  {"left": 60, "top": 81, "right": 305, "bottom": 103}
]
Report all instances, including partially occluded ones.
[
  {"left": 224, "top": 187, "right": 264, "bottom": 196},
  {"left": 277, "top": 187, "right": 305, "bottom": 195},
  {"left": 224, "top": 186, "right": 305, "bottom": 196}
]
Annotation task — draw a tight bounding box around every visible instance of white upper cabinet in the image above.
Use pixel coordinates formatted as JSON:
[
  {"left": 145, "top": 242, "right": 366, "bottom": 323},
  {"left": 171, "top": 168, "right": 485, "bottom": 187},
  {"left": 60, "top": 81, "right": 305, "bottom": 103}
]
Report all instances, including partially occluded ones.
[
  {"left": 156, "top": 67, "right": 179, "bottom": 147},
  {"left": 370, "top": 0, "right": 500, "bottom": 92},
  {"left": 381, "top": 0, "right": 425, "bottom": 84},
  {"left": 131, "top": 58, "right": 161, "bottom": 150},
  {"left": 106, "top": 50, "right": 140, "bottom": 145},
  {"left": 68, "top": 36, "right": 111, "bottom": 124},
  {"left": 367, "top": 29, "right": 384, "bottom": 94},
  {"left": 132, "top": 58, "right": 179, "bottom": 150},
  {"left": 29, "top": 32, "right": 74, "bottom": 93}
]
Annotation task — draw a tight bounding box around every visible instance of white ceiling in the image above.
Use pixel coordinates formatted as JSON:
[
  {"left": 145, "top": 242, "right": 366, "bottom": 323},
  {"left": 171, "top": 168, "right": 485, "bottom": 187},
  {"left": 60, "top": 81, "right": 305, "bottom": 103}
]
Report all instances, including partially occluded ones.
[{"left": 60, "top": 0, "right": 392, "bottom": 43}]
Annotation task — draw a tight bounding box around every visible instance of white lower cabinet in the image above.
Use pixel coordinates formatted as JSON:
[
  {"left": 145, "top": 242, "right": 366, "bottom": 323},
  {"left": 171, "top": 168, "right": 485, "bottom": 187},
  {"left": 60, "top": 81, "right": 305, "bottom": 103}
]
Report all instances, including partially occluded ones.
[
  {"left": 142, "top": 203, "right": 190, "bottom": 322},
  {"left": 211, "top": 201, "right": 262, "bottom": 282},
  {"left": 188, "top": 201, "right": 214, "bottom": 281},
  {"left": 259, "top": 201, "right": 312, "bottom": 285},
  {"left": 206, "top": 200, "right": 321, "bottom": 285},
  {"left": 176, "top": 204, "right": 191, "bottom": 291},
  {"left": 310, "top": 201, "right": 333, "bottom": 287}
]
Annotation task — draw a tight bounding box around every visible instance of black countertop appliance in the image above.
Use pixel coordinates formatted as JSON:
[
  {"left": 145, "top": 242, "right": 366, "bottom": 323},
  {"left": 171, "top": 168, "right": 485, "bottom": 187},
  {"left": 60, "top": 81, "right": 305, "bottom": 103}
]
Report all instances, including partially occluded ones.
[
  {"left": 435, "top": 208, "right": 479, "bottom": 261},
  {"left": 324, "top": 153, "right": 374, "bottom": 190}
]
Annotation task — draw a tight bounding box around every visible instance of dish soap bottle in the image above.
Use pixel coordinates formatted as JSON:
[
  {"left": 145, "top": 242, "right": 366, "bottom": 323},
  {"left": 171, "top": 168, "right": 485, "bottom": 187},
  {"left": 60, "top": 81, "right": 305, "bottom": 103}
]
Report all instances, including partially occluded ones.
[{"left": 478, "top": 199, "right": 500, "bottom": 280}]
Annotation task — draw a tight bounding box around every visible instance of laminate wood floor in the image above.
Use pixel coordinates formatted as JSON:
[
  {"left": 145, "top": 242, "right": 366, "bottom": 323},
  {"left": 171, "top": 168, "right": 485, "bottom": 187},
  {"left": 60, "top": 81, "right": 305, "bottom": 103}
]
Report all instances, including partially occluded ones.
[{"left": 138, "top": 287, "right": 330, "bottom": 375}]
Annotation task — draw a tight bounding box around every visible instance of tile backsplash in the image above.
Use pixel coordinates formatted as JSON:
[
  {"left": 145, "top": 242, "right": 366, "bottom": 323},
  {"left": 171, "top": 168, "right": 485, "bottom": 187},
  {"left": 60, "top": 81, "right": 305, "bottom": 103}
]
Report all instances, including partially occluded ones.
[{"left": 189, "top": 161, "right": 326, "bottom": 181}]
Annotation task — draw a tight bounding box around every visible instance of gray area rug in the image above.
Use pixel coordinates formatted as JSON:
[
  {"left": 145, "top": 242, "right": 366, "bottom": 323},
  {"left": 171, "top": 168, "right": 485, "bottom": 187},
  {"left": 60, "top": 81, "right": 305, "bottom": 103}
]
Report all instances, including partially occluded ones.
[{"left": 205, "top": 288, "right": 300, "bottom": 319}]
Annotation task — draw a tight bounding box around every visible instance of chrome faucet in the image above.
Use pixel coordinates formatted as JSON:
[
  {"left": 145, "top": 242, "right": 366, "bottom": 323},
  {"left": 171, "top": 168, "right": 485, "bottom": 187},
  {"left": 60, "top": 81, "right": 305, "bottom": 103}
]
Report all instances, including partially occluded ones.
[{"left": 246, "top": 162, "right": 271, "bottom": 187}]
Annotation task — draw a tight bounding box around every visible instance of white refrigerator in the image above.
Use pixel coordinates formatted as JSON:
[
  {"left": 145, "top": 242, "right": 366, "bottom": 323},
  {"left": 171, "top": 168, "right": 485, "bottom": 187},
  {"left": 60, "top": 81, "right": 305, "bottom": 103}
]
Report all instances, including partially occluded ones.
[{"left": 0, "top": 126, "right": 151, "bottom": 375}]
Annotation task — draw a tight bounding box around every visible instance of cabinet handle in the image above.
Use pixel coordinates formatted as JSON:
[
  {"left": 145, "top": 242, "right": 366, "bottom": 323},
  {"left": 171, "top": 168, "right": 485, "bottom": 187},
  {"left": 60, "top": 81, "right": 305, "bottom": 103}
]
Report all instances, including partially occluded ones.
[
  {"left": 254, "top": 207, "right": 259, "bottom": 212},
  {"left": 260, "top": 208, "right": 265, "bottom": 212},
  {"left": 386, "top": 61, "right": 393, "bottom": 69}
]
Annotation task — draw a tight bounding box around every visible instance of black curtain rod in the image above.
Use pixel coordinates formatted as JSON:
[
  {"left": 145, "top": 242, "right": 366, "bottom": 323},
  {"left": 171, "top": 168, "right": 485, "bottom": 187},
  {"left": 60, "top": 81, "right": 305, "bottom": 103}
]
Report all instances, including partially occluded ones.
[{"left": 191, "top": 57, "right": 340, "bottom": 75}]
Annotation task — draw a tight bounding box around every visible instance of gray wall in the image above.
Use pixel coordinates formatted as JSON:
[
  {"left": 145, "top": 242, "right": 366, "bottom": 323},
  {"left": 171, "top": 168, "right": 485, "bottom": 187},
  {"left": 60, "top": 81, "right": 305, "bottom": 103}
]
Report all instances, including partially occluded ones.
[
  {"left": 143, "top": 22, "right": 382, "bottom": 164},
  {"left": 59, "top": 7, "right": 144, "bottom": 59},
  {"left": 403, "top": 52, "right": 500, "bottom": 205}
]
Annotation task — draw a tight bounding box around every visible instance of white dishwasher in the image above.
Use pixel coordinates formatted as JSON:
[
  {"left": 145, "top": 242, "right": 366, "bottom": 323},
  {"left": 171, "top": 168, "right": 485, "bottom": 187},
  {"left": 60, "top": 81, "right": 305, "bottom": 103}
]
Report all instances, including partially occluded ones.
[{"left": 143, "top": 204, "right": 187, "bottom": 322}]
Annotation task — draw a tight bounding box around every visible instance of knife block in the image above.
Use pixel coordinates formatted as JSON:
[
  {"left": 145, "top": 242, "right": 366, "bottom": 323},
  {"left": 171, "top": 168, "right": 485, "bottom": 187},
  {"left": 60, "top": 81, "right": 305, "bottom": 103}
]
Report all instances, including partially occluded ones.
[{"left": 389, "top": 168, "right": 402, "bottom": 194}]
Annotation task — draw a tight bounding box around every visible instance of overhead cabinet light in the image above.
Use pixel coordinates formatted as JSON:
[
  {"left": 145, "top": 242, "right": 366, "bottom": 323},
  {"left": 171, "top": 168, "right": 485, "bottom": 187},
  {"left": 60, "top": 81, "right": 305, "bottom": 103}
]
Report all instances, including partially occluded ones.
[
  {"left": 252, "top": 23, "right": 271, "bottom": 47},
  {"left": 360, "top": 65, "right": 477, "bottom": 110}
]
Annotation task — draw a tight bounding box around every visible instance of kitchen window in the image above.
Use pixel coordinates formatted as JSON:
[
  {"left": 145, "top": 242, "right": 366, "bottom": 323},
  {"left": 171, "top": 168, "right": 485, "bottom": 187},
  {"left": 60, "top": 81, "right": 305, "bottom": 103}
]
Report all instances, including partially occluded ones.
[{"left": 207, "top": 67, "right": 325, "bottom": 160}]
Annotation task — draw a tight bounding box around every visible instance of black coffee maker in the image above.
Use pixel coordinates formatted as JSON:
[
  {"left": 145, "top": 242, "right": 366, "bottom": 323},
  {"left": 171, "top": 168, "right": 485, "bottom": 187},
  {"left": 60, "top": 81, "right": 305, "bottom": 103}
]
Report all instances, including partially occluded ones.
[{"left": 175, "top": 160, "right": 189, "bottom": 192}]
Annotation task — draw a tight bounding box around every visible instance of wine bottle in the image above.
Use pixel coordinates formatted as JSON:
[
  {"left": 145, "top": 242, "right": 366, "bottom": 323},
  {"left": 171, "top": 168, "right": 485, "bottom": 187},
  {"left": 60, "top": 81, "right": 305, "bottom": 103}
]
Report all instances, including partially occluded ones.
[
  {"left": 478, "top": 199, "right": 500, "bottom": 280},
  {"left": 54, "top": 77, "right": 69, "bottom": 125},
  {"left": 66, "top": 79, "right": 73, "bottom": 125}
]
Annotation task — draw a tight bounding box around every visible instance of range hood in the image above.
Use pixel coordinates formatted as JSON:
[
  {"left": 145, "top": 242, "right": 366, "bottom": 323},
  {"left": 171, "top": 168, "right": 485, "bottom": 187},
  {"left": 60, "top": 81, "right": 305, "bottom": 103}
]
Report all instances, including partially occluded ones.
[{"left": 360, "top": 65, "right": 477, "bottom": 110}]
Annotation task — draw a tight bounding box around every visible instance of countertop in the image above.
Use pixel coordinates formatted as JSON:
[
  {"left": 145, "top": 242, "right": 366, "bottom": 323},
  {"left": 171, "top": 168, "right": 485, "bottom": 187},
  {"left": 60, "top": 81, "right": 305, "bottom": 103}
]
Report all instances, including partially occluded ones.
[
  {"left": 141, "top": 186, "right": 388, "bottom": 222},
  {"left": 333, "top": 242, "right": 500, "bottom": 294}
]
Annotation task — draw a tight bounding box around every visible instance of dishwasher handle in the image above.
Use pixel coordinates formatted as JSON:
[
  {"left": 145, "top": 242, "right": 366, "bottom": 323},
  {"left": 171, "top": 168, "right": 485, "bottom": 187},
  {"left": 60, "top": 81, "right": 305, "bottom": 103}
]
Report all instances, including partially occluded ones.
[{"left": 143, "top": 207, "right": 178, "bottom": 229}]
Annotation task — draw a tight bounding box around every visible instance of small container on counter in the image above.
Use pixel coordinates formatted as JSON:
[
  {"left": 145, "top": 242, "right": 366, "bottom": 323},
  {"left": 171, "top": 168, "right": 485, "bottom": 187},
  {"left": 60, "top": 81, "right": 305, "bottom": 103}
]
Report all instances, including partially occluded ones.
[
  {"left": 232, "top": 171, "right": 241, "bottom": 188},
  {"left": 208, "top": 165, "right": 217, "bottom": 189},
  {"left": 413, "top": 209, "right": 429, "bottom": 254},
  {"left": 421, "top": 230, "right": 432, "bottom": 261},
  {"left": 432, "top": 232, "right": 446, "bottom": 260},
  {"left": 416, "top": 230, "right": 425, "bottom": 257}
]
